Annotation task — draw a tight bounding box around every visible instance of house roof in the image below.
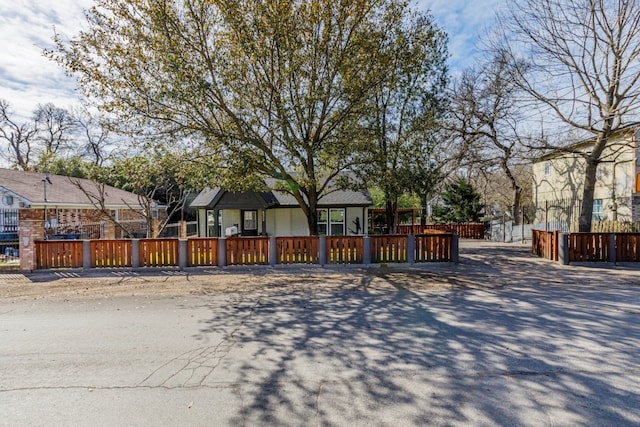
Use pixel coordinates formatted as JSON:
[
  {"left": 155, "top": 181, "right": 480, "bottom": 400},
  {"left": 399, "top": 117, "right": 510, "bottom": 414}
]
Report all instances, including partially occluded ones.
[
  {"left": 0, "top": 168, "right": 147, "bottom": 208},
  {"left": 534, "top": 123, "right": 640, "bottom": 163},
  {"left": 191, "top": 180, "right": 372, "bottom": 209}
]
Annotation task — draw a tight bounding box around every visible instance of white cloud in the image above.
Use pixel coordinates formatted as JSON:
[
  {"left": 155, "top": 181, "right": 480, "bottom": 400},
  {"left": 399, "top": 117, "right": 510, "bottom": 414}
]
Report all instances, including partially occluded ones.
[
  {"left": 0, "top": 0, "right": 508, "bottom": 121},
  {"left": 0, "top": 0, "right": 92, "bottom": 119}
]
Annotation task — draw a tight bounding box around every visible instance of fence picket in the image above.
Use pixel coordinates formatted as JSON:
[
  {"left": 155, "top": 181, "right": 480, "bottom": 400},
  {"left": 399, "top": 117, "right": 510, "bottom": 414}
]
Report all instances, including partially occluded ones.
[
  {"left": 370, "top": 235, "right": 408, "bottom": 263},
  {"left": 188, "top": 238, "right": 218, "bottom": 266},
  {"left": 276, "top": 236, "right": 318, "bottom": 264},
  {"left": 414, "top": 234, "right": 452, "bottom": 262},
  {"left": 326, "top": 236, "right": 363, "bottom": 264},
  {"left": 35, "top": 240, "right": 83, "bottom": 269},
  {"left": 139, "top": 238, "right": 179, "bottom": 267},
  {"left": 90, "top": 240, "right": 132, "bottom": 267},
  {"left": 397, "top": 223, "right": 484, "bottom": 239},
  {"left": 226, "top": 237, "right": 269, "bottom": 265}
]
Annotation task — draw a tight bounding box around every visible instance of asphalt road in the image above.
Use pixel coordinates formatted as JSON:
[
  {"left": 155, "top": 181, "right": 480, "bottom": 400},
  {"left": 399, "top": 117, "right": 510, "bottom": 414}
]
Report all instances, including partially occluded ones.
[{"left": 1, "top": 242, "right": 639, "bottom": 426}]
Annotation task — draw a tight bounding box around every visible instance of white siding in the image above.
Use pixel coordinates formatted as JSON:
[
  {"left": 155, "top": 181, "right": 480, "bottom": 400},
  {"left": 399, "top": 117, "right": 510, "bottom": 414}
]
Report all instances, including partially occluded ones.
[
  {"left": 533, "top": 131, "right": 638, "bottom": 224},
  {"left": 345, "top": 206, "right": 367, "bottom": 234},
  {"left": 268, "top": 208, "right": 308, "bottom": 236}
]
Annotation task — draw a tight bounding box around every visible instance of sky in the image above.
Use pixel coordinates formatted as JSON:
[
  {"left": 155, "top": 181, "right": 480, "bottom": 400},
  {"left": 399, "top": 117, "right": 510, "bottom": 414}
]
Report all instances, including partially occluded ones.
[{"left": 0, "top": 0, "right": 507, "bottom": 120}]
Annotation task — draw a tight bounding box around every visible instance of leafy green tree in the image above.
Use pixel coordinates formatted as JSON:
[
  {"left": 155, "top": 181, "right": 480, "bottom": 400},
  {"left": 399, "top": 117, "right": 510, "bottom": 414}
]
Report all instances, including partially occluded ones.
[
  {"left": 355, "top": 10, "right": 448, "bottom": 233},
  {"left": 37, "top": 156, "right": 99, "bottom": 179},
  {"left": 50, "top": 0, "right": 431, "bottom": 235},
  {"left": 432, "top": 178, "right": 483, "bottom": 223}
]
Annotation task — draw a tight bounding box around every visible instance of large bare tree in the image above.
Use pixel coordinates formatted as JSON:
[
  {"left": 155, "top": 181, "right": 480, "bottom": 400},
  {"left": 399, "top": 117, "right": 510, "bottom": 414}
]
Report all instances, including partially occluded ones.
[
  {"left": 0, "top": 99, "right": 38, "bottom": 170},
  {"left": 449, "top": 52, "right": 533, "bottom": 223},
  {"left": 501, "top": 0, "right": 640, "bottom": 231},
  {"left": 33, "top": 103, "right": 76, "bottom": 160},
  {"left": 49, "top": 0, "right": 441, "bottom": 235}
]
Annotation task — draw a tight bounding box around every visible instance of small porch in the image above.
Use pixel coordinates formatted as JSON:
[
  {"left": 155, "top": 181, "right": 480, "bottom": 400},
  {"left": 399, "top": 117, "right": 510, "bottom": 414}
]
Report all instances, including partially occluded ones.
[{"left": 194, "top": 190, "right": 276, "bottom": 237}]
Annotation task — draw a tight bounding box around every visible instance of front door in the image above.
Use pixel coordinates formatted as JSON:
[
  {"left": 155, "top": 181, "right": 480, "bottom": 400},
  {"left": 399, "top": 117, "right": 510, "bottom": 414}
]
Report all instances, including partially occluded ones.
[{"left": 241, "top": 210, "right": 258, "bottom": 236}]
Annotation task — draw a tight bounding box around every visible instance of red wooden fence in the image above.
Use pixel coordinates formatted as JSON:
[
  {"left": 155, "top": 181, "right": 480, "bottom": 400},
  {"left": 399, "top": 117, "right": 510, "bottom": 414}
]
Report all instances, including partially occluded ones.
[
  {"left": 90, "top": 239, "right": 132, "bottom": 267},
  {"left": 35, "top": 240, "right": 83, "bottom": 269},
  {"left": 187, "top": 238, "right": 218, "bottom": 267},
  {"left": 34, "top": 233, "right": 461, "bottom": 270},
  {"left": 617, "top": 233, "right": 640, "bottom": 262},
  {"left": 276, "top": 236, "right": 319, "bottom": 264},
  {"left": 370, "top": 235, "right": 408, "bottom": 263},
  {"left": 532, "top": 231, "right": 640, "bottom": 263},
  {"left": 568, "top": 233, "right": 610, "bottom": 262},
  {"left": 226, "top": 237, "right": 269, "bottom": 265},
  {"left": 415, "top": 233, "right": 453, "bottom": 262},
  {"left": 326, "top": 236, "right": 363, "bottom": 264},
  {"left": 139, "top": 238, "right": 179, "bottom": 267},
  {"left": 532, "top": 230, "right": 559, "bottom": 261},
  {"left": 397, "top": 223, "right": 484, "bottom": 239}
]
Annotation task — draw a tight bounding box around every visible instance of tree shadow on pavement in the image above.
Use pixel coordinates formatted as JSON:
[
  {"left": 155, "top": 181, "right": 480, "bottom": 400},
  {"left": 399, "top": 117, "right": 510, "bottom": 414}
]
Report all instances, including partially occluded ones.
[{"left": 187, "top": 243, "right": 640, "bottom": 425}]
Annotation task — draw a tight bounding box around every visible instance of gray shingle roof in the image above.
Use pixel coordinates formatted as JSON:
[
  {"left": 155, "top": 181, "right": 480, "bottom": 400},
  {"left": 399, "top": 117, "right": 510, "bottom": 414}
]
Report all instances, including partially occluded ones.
[
  {"left": 191, "top": 180, "right": 372, "bottom": 209},
  {"left": 0, "top": 168, "right": 146, "bottom": 208}
]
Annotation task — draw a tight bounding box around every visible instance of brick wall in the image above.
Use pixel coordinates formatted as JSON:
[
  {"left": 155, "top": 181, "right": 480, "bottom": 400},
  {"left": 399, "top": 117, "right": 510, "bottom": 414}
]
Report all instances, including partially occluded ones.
[
  {"left": 46, "top": 207, "right": 148, "bottom": 239},
  {"left": 19, "top": 209, "right": 45, "bottom": 271}
]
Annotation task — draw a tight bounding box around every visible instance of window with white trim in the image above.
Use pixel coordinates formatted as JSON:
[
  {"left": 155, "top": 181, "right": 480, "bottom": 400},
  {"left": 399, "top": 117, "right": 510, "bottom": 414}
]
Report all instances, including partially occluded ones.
[
  {"left": 317, "top": 208, "right": 345, "bottom": 235},
  {"left": 592, "top": 199, "right": 603, "bottom": 221}
]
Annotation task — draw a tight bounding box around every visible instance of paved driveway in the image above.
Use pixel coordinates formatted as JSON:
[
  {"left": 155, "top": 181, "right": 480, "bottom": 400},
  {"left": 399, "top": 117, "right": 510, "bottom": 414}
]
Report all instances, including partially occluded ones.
[{"left": 1, "top": 242, "right": 639, "bottom": 426}]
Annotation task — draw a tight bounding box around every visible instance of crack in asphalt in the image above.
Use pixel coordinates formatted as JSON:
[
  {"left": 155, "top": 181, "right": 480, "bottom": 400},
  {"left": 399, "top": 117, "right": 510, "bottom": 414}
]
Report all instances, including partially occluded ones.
[
  {"left": 137, "top": 297, "right": 261, "bottom": 388},
  {"left": 2, "top": 366, "right": 638, "bottom": 394}
]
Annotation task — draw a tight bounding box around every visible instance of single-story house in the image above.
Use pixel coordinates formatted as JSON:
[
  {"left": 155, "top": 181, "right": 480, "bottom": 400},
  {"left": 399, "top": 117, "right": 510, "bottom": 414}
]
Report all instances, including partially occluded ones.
[
  {"left": 191, "top": 181, "right": 372, "bottom": 237},
  {"left": 0, "top": 168, "right": 162, "bottom": 239},
  {"left": 532, "top": 125, "right": 640, "bottom": 229}
]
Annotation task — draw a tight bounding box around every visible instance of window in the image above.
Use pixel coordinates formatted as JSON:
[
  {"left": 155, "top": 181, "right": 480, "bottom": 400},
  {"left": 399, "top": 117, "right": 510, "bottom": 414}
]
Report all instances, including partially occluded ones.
[
  {"left": 592, "top": 199, "right": 603, "bottom": 221},
  {"left": 317, "top": 208, "right": 345, "bottom": 235},
  {"left": 317, "top": 209, "right": 328, "bottom": 235},
  {"left": 206, "top": 210, "right": 222, "bottom": 237},
  {"left": 242, "top": 210, "right": 257, "bottom": 230},
  {"left": 330, "top": 209, "right": 345, "bottom": 236},
  {"left": 544, "top": 161, "right": 551, "bottom": 176}
]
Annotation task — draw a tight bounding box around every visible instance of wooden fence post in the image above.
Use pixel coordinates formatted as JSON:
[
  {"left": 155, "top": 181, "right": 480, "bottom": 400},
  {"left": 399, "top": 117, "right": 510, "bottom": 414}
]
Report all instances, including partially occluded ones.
[{"left": 269, "top": 236, "right": 277, "bottom": 266}]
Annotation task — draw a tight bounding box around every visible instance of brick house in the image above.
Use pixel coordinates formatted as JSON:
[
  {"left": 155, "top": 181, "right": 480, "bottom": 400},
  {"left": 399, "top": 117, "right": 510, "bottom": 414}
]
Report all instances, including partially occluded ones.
[{"left": 0, "top": 168, "right": 164, "bottom": 270}]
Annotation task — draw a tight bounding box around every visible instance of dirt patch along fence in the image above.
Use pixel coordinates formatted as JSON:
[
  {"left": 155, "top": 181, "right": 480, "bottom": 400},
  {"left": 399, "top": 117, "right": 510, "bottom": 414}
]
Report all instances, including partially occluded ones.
[
  {"left": 32, "top": 233, "right": 458, "bottom": 271},
  {"left": 532, "top": 230, "right": 640, "bottom": 264}
]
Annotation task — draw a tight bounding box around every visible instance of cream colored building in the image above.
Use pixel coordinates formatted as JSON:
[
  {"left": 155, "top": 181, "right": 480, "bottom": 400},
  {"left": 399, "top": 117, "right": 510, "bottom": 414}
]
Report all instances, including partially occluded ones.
[
  {"left": 533, "top": 126, "right": 640, "bottom": 230},
  {"left": 191, "top": 182, "right": 371, "bottom": 237}
]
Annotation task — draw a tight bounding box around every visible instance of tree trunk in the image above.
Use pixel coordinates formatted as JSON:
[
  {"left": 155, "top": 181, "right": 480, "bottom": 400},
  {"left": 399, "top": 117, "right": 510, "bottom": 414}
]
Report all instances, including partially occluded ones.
[
  {"left": 512, "top": 186, "right": 522, "bottom": 226},
  {"left": 385, "top": 196, "right": 398, "bottom": 234},
  {"left": 305, "top": 207, "right": 319, "bottom": 236},
  {"left": 421, "top": 194, "right": 428, "bottom": 226},
  {"left": 500, "top": 160, "right": 522, "bottom": 225},
  {"left": 578, "top": 159, "right": 598, "bottom": 232}
]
